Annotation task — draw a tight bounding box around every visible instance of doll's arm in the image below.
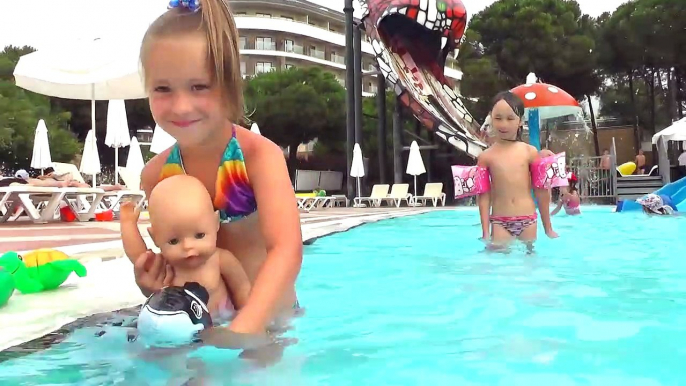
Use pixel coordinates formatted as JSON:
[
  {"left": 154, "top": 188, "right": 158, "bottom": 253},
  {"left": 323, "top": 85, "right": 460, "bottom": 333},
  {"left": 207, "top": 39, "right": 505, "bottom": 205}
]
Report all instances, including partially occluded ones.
[{"left": 120, "top": 202, "right": 149, "bottom": 263}]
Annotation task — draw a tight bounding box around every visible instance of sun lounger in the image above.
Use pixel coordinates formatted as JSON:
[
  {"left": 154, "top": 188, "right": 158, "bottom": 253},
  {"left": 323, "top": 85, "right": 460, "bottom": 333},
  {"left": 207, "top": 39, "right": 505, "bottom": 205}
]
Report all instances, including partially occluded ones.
[
  {"left": 0, "top": 186, "right": 66, "bottom": 223},
  {"left": 353, "top": 184, "right": 389, "bottom": 207},
  {"left": 411, "top": 182, "right": 446, "bottom": 207},
  {"left": 380, "top": 184, "right": 412, "bottom": 208},
  {"left": 52, "top": 162, "right": 140, "bottom": 215}
]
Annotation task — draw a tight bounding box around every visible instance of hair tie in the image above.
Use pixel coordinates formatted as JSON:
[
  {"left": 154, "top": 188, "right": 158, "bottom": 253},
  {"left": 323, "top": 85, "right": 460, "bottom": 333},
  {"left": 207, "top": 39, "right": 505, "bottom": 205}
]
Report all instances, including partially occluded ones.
[{"left": 168, "top": 0, "right": 201, "bottom": 12}]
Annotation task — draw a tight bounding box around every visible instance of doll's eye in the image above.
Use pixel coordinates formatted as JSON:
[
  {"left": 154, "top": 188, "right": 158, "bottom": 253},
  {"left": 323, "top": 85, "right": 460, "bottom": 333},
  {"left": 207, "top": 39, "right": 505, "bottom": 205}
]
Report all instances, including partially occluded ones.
[{"left": 169, "top": 238, "right": 179, "bottom": 245}]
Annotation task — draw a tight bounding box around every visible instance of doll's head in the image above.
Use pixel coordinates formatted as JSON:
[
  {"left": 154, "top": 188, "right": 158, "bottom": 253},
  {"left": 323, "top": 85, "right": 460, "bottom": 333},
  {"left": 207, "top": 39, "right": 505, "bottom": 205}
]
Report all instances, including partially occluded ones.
[{"left": 148, "top": 175, "right": 219, "bottom": 267}]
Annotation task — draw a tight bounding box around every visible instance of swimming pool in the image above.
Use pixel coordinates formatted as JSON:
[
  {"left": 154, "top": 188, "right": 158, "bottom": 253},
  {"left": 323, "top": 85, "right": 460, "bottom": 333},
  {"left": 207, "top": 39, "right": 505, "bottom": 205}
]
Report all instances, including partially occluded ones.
[{"left": 1, "top": 206, "right": 685, "bottom": 385}]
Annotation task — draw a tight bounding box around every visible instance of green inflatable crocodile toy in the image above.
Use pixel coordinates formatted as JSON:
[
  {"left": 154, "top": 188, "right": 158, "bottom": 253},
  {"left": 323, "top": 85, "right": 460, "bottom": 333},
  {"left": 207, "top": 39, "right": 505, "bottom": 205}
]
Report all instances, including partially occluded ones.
[
  {"left": 0, "top": 266, "right": 14, "bottom": 307},
  {"left": 0, "top": 250, "right": 87, "bottom": 294}
]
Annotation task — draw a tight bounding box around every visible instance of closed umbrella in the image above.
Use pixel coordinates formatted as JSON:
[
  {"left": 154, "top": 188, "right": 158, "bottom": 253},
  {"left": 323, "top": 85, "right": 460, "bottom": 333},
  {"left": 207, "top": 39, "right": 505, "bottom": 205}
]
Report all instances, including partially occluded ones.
[
  {"left": 105, "top": 100, "right": 131, "bottom": 184},
  {"left": 80, "top": 129, "right": 101, "bottom": 187},
  {"left": 126, "top": 137, "right": 146, "bottom": 177},
  {"left": 150, "top": 125, "right": 177, "bottom": 154},
  {"left": 250, "top": 122, "right": 261, "bottom": 135},
  {"left": 406, "top": 141, "right": 426, "bottom": 201},
  {"left": 350, "top": 143, "right": 365, "bottom": 207},
  {"left": 30, "top": 119, "right": 53, "bottom": 173}
]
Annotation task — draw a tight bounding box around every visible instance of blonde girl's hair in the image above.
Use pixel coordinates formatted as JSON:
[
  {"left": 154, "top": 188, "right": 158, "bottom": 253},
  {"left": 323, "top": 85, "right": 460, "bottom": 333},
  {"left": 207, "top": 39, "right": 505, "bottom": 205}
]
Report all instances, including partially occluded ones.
[{"left": 140, "top": 0, "right": 243, "bottom": 123}]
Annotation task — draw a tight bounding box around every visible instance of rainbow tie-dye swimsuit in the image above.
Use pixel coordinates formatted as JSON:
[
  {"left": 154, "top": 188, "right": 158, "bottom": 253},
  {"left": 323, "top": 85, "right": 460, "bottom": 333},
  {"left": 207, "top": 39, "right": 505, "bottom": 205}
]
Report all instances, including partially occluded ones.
[{"left": 159, "top": 125, "right": 258, "bottom": 223}]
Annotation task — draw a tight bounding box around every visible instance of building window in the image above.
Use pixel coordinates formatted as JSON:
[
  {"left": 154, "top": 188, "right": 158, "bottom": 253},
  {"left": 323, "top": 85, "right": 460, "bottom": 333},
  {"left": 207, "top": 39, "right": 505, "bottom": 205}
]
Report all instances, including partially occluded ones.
[
  {"left": 281, "top": 16, "right": 294, "bottom": 20},
  {"left": 256, "top": 13, "right": 271, "bottom": 18},
  {"left": 331, "top": 51, "right": 344, "bottom": 64},
  {"left": 284, "top": 39, "right": 294, "bottom": 53},
  {"left": 240, "top": 61, "right": 246, "bottom": 76},
  {"left": 256, "top": 62, "right": 273, "bottom": 74},
  {"left": 256, "top": 37, "right": 274, "bottom": 50},
  {"left": 285, "top": 64, "right": 294, "bottom": 70},
  {"left": 310, "top": 46, "right": 324, "bottom": 60},
  {"left": 239, "top": 36, "right": 247, "bottom": 50}
]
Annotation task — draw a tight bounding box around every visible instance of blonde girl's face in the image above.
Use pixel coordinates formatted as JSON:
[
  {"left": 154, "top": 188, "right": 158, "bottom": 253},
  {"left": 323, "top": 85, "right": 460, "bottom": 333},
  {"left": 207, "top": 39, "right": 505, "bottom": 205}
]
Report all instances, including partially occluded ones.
[
  {"left": 144, "top": 34, "right": 226, "bottom": 147},
  {"left": 490, "top": 100, "right": 521, "bottom": 141}
]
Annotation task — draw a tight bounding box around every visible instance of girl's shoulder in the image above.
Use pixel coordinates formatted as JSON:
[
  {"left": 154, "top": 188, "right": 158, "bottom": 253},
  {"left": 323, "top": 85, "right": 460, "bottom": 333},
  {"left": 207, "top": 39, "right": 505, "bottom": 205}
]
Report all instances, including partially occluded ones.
[{"left": 140, "top": 148, "right": 173, "bottom": 194}]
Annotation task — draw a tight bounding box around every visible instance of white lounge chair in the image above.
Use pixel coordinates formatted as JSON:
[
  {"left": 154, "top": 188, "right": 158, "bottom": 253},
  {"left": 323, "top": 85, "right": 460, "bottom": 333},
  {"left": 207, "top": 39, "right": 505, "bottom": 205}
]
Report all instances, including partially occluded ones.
[
  {"left": 411, "top": 182, "right": 446, "bottom": 207},
  {"left": 53, "top": 162, "right": 136, "bottom": 215},
  {"left": 353, "top": 184, "right": 389, "bottom": 207},
  {"left": 380, "top": 184, "right": 412, "bottom": 208},
  {"left": 0, "top": 186, "right": 66, "bottom": 223}
]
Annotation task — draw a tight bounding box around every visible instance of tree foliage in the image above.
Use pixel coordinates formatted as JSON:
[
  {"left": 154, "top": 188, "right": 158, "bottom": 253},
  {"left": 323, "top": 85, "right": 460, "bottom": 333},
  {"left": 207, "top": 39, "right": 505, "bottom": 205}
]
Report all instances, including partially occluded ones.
[
  {"left": 596, "top": 0, "right": 686, "bottom": 142},
  {"left": 459, "top": 0, "right": 601, "bottom": 124},
  {"left": 0, "top": 46, "right": 81, "bottom": 171},
  {"left": 243, "top": 67, "right": 346, "bottom": 173}
]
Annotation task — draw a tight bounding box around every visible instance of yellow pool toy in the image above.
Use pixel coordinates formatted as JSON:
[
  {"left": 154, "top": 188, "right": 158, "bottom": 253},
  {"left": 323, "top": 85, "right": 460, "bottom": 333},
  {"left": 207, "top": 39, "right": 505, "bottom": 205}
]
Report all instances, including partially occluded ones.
[{"left": 618, "top": 162, "right": 636, "bottom": 176}]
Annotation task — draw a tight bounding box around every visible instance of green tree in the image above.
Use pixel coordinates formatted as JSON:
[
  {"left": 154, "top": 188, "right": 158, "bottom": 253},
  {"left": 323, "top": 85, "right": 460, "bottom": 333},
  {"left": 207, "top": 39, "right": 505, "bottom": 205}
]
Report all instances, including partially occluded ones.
[
  {"left": 243, "top": 67, "right": 346, "bottom": 176},
  {"left": 596, "top": 0, "right": 686, "bottom": 147},
  {"left": 0, "top": 46, "right": 81, "bottom": 171},
  {"left": 458, "top": 0, "right": 601, "bottom": 132}
]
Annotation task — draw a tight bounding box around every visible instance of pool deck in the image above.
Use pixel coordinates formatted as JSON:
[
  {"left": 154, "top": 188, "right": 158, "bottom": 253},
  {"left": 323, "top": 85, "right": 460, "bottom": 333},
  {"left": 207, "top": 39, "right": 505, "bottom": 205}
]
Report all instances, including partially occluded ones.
[{"left": 0, "top": 206, "right": 442, "bottom": 352}]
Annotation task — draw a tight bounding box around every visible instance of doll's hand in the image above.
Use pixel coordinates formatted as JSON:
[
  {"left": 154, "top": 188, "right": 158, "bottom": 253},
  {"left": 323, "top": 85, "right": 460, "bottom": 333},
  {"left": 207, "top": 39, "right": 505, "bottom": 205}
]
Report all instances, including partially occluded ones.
[
  {"left": 133, "top": 251, "right": 174, "bottom": 295},
  {"left": 119, "top": 201, "right": 141, "bottom": 224}
]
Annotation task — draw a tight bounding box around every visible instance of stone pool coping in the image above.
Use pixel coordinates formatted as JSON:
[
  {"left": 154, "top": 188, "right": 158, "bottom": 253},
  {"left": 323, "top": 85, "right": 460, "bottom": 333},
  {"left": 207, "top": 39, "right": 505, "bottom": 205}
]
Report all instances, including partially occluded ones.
[{"left": 1, "top": 207, "right": 434, "bottom": 352}]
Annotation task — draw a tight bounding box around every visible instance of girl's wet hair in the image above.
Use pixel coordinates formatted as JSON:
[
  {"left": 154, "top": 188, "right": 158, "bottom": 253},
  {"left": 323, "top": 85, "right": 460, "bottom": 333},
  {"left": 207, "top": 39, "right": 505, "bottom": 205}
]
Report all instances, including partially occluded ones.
[
  {"left": 491, "top": 91, "right": 525, "bottom": 118},
  {"left": 489, "top": 91, "right": 525, "bottom": 141},
  {"left": 140, "top": 0, "right": 243, "bottom": 123}
]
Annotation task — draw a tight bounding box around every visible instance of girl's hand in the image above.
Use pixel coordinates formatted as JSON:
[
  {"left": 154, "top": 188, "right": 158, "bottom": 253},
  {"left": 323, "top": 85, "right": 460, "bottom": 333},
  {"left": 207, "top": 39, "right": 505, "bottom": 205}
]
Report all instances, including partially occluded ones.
[
  {"left": 198, "top": 326, "right": 272, "bottom": 349},
  {"left": 545, "top": 229, "right": 559, "bottom": 239}
]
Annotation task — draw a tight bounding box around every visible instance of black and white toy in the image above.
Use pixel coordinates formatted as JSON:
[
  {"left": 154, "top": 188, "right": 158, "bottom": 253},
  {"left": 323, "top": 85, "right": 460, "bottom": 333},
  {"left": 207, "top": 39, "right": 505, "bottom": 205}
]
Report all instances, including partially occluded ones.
[{"left": 134, "top": 282, "right": 213, "bottom": 346}]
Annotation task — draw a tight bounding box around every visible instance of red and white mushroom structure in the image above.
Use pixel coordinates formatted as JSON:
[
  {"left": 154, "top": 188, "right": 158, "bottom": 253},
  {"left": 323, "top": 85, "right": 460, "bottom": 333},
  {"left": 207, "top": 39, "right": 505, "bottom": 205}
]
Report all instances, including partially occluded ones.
[{"left": 510, "top": 73, "right": 583, "bottom": 149}]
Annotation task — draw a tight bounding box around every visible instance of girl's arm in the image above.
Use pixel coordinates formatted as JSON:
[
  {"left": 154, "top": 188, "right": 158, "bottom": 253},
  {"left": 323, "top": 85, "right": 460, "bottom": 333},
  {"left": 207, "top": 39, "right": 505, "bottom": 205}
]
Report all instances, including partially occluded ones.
[
  {"left": 477, "top": 155, "right": 491, "bottom": 239},
  {"left": 232, "top": 138, "right": 303, "bottom": 334},
  {"left": 218, "top": 249, "right": 252, "bottom": 310},
  {"left": 529, "top": 147, "right": 556, "bottom": 235},
  {"left": 550, "top": 196, "right": 564, "bottom": 216}
]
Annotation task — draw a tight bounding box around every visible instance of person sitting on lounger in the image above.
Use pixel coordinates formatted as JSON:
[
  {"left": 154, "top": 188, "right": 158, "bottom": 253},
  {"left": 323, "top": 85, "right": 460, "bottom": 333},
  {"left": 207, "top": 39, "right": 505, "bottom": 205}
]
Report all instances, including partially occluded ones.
[{"left": 32, "top": 167, "right": 125, "bottom": 191}]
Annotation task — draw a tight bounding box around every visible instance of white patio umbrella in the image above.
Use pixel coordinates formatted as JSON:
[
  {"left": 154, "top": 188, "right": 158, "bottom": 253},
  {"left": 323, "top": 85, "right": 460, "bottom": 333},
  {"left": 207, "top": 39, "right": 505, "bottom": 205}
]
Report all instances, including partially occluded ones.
[
  {"left": 30, "top": 119, "right": 53, "bottom": 173},
  {"left": 250, "top": 122, "right": 262, "bottom": 135},
  {"left": 406, "top": 141, "right": 426, "bottom": 199},
  {"left": 126, "top": 137, "right": 146, "bottom": 177},
  {"left": 13, "top": 38, "right": 146, "bottom": 101},
  {"left": 80, "top": 129, "right": 101, "bottom": 187},
  {"left": 105, "top": 100, "right": 131, "bottom": 184},
  {"left": 350, "top": 143, "right": 365, "bottom": 207},
  {"left": 150, "top": 125, "right": 177, "bottom": 154},
  {"left": 652, "top": 117, "right": 686, "bottom": 144},
  {"left": 13, "top": 32, "right": 153, "bottom": 171}
]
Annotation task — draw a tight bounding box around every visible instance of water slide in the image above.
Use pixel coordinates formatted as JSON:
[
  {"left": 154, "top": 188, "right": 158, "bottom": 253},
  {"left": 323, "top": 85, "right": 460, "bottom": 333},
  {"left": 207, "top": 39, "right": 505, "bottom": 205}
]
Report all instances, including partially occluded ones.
[
  {"left": 358, "top": 0, "right": 488, "bottom": 159},
  {"left": 617, "top": 176, "right": 686, "bottom": 212}
]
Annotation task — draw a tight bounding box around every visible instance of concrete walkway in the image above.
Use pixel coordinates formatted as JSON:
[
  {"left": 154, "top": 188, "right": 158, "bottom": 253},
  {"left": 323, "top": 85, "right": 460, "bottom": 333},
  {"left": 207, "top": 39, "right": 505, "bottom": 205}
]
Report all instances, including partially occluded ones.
[{"left": 0, "top": 206, "right": 435, "bottom": 351}]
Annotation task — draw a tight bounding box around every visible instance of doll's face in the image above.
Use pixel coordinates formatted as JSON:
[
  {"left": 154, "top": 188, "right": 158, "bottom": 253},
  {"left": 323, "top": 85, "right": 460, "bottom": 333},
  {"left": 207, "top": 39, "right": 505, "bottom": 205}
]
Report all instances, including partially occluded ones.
[{"left": 150, "top": 200, "right": 219, "bottom": 268}]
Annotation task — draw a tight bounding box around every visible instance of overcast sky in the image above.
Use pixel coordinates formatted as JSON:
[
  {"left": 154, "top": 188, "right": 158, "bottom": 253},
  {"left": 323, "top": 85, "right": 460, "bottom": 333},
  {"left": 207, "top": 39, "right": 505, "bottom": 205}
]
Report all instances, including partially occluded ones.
[{"left": 1, "top": 0, "right": 628, "bottom": 51}]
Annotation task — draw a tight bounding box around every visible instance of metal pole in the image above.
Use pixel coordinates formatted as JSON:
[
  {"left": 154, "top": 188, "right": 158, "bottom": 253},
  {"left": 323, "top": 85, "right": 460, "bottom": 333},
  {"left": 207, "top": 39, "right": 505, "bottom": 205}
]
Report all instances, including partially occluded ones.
[
  {"left": 393, "top": 99, "right": 403, "bottom": 183},
  {"left": 354, "top": 25, "right": 363, "bottom": 145},
  {"left": 353, "top": 24, "right": 364, "bottom": 196},
  {"left": 376, "top": 67, "right": 387, "bottom": 183},
  {"left": 344, "top": 0, "right": 355, "bottom": 199}
]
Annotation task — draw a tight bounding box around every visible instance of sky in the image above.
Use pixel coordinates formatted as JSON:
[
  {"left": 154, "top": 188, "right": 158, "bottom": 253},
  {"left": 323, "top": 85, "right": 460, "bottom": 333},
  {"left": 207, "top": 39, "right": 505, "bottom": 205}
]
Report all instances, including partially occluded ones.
[{"left": 1, "top": 0, "right": 629, "bottom": 51}]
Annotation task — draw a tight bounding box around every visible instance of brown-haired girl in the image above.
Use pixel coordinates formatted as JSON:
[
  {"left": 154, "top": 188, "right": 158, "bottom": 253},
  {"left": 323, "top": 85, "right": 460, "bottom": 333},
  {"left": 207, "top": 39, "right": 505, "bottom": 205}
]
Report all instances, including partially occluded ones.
[{"left": 121, "top": 0, "right": 302, "bottom": 340}]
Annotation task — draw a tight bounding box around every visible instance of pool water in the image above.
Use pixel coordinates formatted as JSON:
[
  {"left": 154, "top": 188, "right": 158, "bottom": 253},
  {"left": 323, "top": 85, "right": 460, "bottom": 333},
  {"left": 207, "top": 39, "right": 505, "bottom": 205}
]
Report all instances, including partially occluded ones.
[{"left": 2, "top": 207, "right": 686, "bottom": 385}]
